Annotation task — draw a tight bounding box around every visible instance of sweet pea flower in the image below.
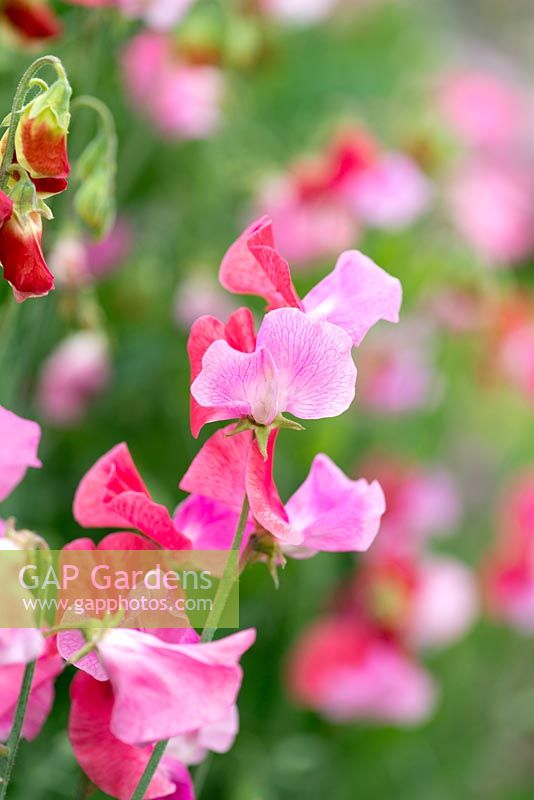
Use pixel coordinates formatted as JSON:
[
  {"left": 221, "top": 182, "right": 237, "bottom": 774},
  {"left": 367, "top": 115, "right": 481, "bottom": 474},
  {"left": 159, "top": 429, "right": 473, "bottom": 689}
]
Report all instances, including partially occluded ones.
[
  {"left": 60, "top": 626, "right": 256, "bottom": 745},
  {"left": 484, "top": 470, "right": 534, "bottom": 634},
  {"left": 287, "top": 617, "right": 437, "bottom": 725},
  {"left": 1, "top": 0, "right": 62, "bottom": 43},
  {"left": 191, "top": 307, "right": 357, "bottom": 428},
  {"left": 49, "top": 221, "right": 132, "bottom": 289},
  {"left": 122, "top": 32, "right": 224, "bottom": 140},
  {"left": 438, "top": 69, "right": 528, "bottom": 150},
  {"left": 356, "top": 318, "right": 439, "bottom": 414},
  {"left": 73, "top": 442, "right": 192, "bottom": 550},
  {"left": 36, "top": 331, "right": 111, "bottom": 426},
  {"left": 180, "top": 425, "right": 386, "bottom": 552},
  {"left": 341, "top": 153, "right": 432, "bottom": 230},
  {"left": 218, "top": 216, "right": 401, "bottom": 345},
  {"left": 361, "top": 456, "right": 461, "bottom": 557},
  {"left": 352, "top": 553, "right": 477, "bottom": 649},
  {"left": 0, "top": 640, "right": 63, "bottom": 742},
  {"left": 69, "top": 671, "right": 195, "bottom": 800},
  {"left": 0, "top": 208, "right": 54, "bottom": 301},
  {"left": 448, "top": 157, "right": 534, "bottom": 266}
]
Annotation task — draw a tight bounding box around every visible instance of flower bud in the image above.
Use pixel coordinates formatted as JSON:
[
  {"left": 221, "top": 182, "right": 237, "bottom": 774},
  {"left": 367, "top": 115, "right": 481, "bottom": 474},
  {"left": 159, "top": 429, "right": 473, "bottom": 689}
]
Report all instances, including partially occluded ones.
[
  {"left": 74, "top": 168, "right": 115, "bottom": 239},
  {"left": 14, "top": 72, "right": 71, "bottom": 180}
]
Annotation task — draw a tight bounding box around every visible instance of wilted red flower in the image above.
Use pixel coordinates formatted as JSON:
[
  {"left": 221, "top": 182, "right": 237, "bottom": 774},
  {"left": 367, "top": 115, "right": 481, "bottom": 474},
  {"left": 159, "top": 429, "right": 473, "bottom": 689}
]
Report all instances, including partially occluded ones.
[{"left": 0, "top": 209, "right": 54, "bottom": 301}]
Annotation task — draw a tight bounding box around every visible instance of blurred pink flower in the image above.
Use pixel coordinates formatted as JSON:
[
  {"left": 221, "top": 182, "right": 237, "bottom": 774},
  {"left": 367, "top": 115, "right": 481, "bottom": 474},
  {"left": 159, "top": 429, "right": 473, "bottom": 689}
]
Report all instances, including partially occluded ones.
[
  {"left": 357, "top": 319, "right": 440, "bottom": 414},
  {"left": 36, "top": 331, "right": 111, "bottom": 427},
  {"left": 342, "top": 153, "right": 432, "bottom": 230},
  {"left": 122, "top": 32, "right": 224, "bottom": 140},
  {"left": 173, "top": 273, "right": 236, "bottom": 331},
  {"left": 287, "top": 617, "right": 437, "bottom": 725},
  {"left": 485, "top": 470, "right": 534, "bottom": 634},
  {"left": 498, "top": 318, "right": 534, "bottom": 405},
  {"left": 118, "top": 0, "right": 195, "bottom": 29},
  {"left": 448, "top": 157, "right": 534, "bottom": 266},
  {"left": 48, "top": 222, "right": 132, "bottom": 289},
  {"left": 438, "top": 69, "right": 528, "bottom": 150},
  {"left": 47, "top": 233, "right": 90, "bottom": 289},
  {"left": 256, "top": 174, "right": 357, "bottom": 265},
  {"left": 84, "top": 219, "right": 133, "bottom": 280}
]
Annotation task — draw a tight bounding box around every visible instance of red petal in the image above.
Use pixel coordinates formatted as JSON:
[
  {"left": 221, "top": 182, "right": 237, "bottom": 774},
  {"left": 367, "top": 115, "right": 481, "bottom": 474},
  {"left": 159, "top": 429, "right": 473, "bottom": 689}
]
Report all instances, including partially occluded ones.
[{"left": 0, "top": 213, "right": 54, "bottom": 301}]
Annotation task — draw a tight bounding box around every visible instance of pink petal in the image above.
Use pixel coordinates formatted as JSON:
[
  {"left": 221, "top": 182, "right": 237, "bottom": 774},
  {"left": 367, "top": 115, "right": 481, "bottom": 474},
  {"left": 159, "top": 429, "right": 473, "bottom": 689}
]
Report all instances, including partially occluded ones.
[
  {"left": 0, "top": 405, "right": 41, "bottom": 502},
  {"left": 191, "top": 341, "right": 280, "bottom": 425},
  {"left": 245, "top": 433, "right": 300, "bottom": 545},
  {"left": 98, "top": 628, "right": 255, "bottom": 744},
  {"left": 255, "top": 308, "right": 356, "bottom": 419},
  {"left": 73, "top": 443, "right": 150, "bottom": 528},
  {"left": 0, "top": 628, "right": 45, "bottom": 667},
  {"left": 173, "top": 494, "right": 252, "bottom": 551},
  {"left": 188, "top": 309, "right": 256, "bottom": 437},
  {"left": 180, "top": 426, "right": 251, "bottom": 513},
  {"left": 98, "top": 531, "right": 157, "bottom": 550},
  {"left": 63, "top": 538, "right": 97, "bottom": 551},
  {"left": 302, "top": 250, "right": 402, "bottom": 347},
  {"left": 57, "top": 629, "right": 109, "bottom": 682},
  {"left": 106, "top": 492, "right": 191, "bottom": 550},
  {"left": 284, "top": 454, "right": 386, "bottom": 556},
  {"left": 69, "top": 672, "right": 177, "bottom": 800},
  {"left": 166, "top": 705, "right": 239, "bottom": 765},
  {"left": 219, "top": 216, "right": 302, "bottom": 310}
]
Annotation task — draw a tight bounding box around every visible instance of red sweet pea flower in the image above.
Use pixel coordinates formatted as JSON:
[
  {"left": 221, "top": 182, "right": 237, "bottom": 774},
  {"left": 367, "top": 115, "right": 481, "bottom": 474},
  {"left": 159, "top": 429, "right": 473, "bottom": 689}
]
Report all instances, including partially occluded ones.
[
  {"left": 1, "top": 0, "right": 62, "bottom": 42},
  {"left": 0, "top": 209, "right": 54, "bottom": 302}
]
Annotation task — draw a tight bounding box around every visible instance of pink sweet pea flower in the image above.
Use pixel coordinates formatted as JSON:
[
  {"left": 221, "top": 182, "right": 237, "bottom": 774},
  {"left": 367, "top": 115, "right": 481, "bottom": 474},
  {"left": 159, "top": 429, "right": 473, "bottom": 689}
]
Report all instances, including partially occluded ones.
[
  {"left": 361, "top": 456, "right": 461, "bottom": 558},
  {"left": 287, "top": 617, "right": 436, "bottom": 725},
  {"left": 191, "top": 307, "right": 357, "bottom": 426},
  {"left": 49, "top": 221, "right": 132, "bottom": 289},
  {"left": 219, "top": 216, "right": 402, "bottom": 346},
  {"left": 484, "top": 470, "right": 534, "bottom": 634},
  {"left": 438, "top": 69, "right": 528, "bottom": 150},
  {"left": 356, "top": 318, "right": 439, "bottom": 414},
  {"left": 0, "top": 627, "right": 44, "bottom": 667},
  {"left": 122, "top": 33, "right": 224, "bottom": 140},
  {"left": 181, "top": 426, "right": 386, "bottom": 553},
  {"left": 341, "top": 153, "right": 432, "bottom": 230},
  {"left": 255, "top": 174, "right": 358, "bottom": 265},
  {"left": 73, "top": 442, "right": 191, "bottom": 550},
  {"left": 165, "top": 705, "right": 239, "bottom": 765},
  {"left": 36, "top": 331, "right": 111, "bottom": 427},
  {"left": 448, "top": 157, "right": 534, "bottom": 266},
  {"left": 0, "top": 640, "right": 63, "bottom": 742},
  {"left": 69, "top": 671, "right": 195, "bottom": 800},
  {"left": 0, "top": 403, "right": 41, "bottom": 502},
  {"left": 173, "top": 494, "right": 253, "bottom": 552},
  {"left": 62, "top": 626, "right": 255, "bottom": 744}
]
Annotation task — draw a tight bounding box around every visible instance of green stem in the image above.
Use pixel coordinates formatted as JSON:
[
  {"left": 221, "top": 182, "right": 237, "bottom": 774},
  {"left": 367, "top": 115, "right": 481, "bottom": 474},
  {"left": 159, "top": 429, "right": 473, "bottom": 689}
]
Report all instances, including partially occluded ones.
[
  {"left": 0, "top": 56, "right": 64, "bottom": 191},
  {"left": 0, "top": 660, "right": 36, "bottom": 799},
  {"left": 129, "top": 493, "right": 250, "bottom": 799}
]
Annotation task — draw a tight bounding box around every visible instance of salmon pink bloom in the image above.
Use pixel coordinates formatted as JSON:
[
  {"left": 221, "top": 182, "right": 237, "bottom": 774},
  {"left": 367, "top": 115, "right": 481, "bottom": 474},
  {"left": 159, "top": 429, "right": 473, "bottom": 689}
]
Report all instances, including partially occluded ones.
[
  {"left": 287, "top": 617, "right": 436, "bottom": 725},
  {"left": 0, "top": 641, "right": 62, "bottom": 742},
  {"left": 191, "top": 307, "right": 356, "bottom": 427},
  {"left": 73, "top": 442, "right": 192, "bottom": 550},
  {"left": 36, "top": 331, "right": 111, "bottom": 426},
  {"left": 61, "top": 626, "right": 255, "bottom": 744},
  {"left": 69, "top": 671, "right": 195, "bottom": 800},
  {"left": 122, "top": 33, "right": 223, "bottom": 140},
  {"left": 219, "top": 216, "right": 401, "bottom": 346},
  {"left": 181, "top": 425, "right": 386, "bottom": 552}
]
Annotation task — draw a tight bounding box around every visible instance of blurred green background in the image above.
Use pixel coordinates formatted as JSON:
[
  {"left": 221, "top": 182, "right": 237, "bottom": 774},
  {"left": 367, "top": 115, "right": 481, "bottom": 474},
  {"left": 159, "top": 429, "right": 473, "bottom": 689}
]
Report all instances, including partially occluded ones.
[{"left": 1, "top": 0, "right": 534, "bottom": 798}]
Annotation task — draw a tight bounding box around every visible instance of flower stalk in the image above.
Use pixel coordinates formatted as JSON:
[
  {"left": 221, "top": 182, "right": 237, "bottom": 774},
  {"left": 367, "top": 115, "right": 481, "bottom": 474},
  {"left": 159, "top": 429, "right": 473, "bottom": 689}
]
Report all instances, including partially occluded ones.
[{"left": 0, "top": 660, "right": 36, "bottom": 800}]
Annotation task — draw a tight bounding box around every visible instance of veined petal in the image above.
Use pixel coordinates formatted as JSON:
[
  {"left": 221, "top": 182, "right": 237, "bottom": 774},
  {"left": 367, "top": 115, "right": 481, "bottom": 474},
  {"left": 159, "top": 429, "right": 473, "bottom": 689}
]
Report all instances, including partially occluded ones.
[
  {"left": 191, "top": 341, "right": 280, "bottom": 426},
  {"left": 256, "top": 308, "right": 356, "bottom": 419},
  {"left": 302, "top": 250, "right": 402, "bottom": 347}
]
